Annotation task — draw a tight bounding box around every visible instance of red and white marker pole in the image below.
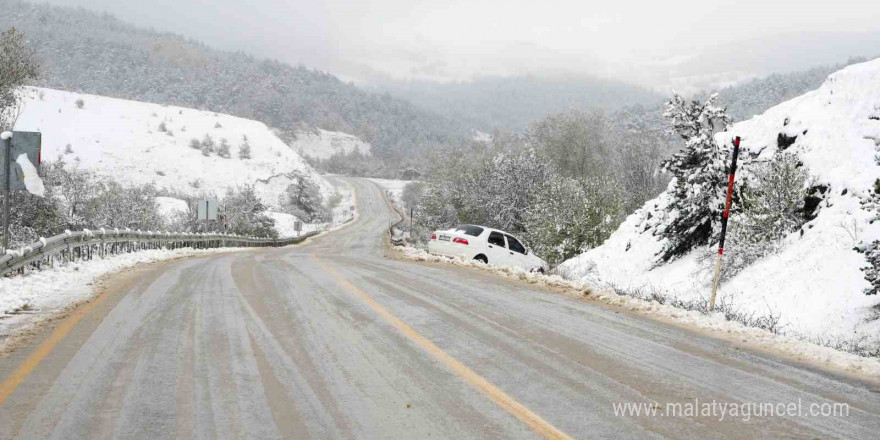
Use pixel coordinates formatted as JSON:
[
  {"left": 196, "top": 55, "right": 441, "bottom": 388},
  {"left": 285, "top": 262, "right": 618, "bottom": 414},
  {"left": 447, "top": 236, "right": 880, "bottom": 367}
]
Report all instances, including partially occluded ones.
[{"left": 709, "top": 136, "right": 741, "bottom": 312}]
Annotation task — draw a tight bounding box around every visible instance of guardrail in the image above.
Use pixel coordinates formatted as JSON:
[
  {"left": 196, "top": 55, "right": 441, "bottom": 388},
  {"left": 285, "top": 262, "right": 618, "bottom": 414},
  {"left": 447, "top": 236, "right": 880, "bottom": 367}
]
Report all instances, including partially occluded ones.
[
  {"left": 383, "top": 189, "right": 407, "bottom": 246},
  {"left": 1, "top": 228, "right": 319, "bottom": 277}
]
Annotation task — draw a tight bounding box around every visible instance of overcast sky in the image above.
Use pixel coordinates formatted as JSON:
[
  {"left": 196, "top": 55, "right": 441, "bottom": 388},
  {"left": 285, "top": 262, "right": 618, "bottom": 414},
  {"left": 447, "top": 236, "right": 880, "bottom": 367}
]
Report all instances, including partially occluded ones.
[{"left": 39, "top": 0, "right": 880, "bottom": 87}]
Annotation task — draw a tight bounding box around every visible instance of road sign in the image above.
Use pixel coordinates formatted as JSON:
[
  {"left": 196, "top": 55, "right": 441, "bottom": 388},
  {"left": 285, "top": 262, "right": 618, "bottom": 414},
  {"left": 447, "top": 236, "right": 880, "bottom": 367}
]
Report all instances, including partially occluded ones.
[
  {"left": 197, "top": 199, "right": 219, "bottom": 221},
  {"left": 3, "top": 131, "right": 43, "bottom": 252},
  {"left": 294, "top": 220, "right": 302, "bottom": 236},
  {"left": 0, "top": 131, "right": 41, "bottom": 191}
]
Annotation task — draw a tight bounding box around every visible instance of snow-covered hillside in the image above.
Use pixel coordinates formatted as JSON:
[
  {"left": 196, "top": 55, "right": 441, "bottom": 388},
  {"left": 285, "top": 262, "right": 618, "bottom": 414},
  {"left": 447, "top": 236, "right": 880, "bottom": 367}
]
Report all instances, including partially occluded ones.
[
  {"left": 559, "top": 59, "right": 880, "bottom": 343},
  {"left": 14, "top": 87, "right": 334, "bottom": 207},
  {"left": 290, "top": 128, "right": 370, "bottom": 159}
]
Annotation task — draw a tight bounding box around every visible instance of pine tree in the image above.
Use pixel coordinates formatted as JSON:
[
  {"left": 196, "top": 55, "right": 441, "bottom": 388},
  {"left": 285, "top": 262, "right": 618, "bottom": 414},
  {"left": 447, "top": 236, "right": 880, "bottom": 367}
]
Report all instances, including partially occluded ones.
[
  {"left": 654, "top": 92, "right": 733, "bottom": 262},
  {"left": 280, "top": 172, "right": 327, "bottom": 222},
  {"left": 238, "top": 137, "right": 252, "bottom": 159},
  {"left": 861, "top": 180, "right": 880, "bottom": 295},
  {"left": 201, "top": 134, "right": 215, "bottom": 156},
  {"left": 218, "top": 138, "right": 231, "bottom": 158}
]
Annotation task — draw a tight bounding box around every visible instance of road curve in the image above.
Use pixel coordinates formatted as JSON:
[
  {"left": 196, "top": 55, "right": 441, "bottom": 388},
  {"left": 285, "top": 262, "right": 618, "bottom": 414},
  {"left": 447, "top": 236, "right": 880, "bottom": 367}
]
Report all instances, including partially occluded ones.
[{"left": 1, "top": 177, "right": 879, "bottom": 439}]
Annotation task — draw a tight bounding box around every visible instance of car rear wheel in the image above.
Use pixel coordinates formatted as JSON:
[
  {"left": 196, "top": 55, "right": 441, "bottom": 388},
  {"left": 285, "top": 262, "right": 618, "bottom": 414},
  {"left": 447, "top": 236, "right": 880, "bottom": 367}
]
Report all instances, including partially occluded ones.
[{"left": 473, "top": 254, "right": 488, "bottom": 264}]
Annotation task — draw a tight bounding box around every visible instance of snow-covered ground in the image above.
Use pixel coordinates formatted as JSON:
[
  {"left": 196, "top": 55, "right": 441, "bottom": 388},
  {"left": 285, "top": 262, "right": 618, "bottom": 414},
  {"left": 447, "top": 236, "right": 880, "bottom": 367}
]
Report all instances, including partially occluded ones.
[
  {"left": 289, "top": 128, "right": 370, "bottom": 159},
  {"left": 0, "top": 247, "right": 246, "bottom": 350},
  {"left": 559, "top": 59, "right": 880, "bottom": 345},
  {"left": 267, "top": 211, "right": 324, "bottom": 236},
  {"left": 15, "top": 87, "right": 334, "bottom": 207},
  {"left": 156, "top": 196, "right": 188, "bottom": 219},
  {"left": 369, "top": 178, "right": 410, "bottom": 208}
]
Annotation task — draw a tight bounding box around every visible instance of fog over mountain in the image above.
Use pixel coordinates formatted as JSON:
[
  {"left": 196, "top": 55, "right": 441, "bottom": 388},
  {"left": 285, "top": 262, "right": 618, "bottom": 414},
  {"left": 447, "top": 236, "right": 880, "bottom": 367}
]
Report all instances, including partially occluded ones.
[{"left": 35, "top": 0, "right": 880, "bottom": 91}]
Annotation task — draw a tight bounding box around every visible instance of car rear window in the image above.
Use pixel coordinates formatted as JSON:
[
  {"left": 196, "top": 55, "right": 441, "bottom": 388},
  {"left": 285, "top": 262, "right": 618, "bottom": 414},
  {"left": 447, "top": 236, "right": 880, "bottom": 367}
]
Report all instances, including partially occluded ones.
[{"left": 454, "top": 225, "right": 484, "bottom": 237}]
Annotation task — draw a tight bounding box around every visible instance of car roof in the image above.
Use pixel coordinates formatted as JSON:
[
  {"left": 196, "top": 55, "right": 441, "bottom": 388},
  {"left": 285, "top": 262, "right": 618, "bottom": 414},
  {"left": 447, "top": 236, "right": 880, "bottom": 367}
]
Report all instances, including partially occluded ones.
[{"left": 458, "top": 224, "right": 510, "bottom": 236}]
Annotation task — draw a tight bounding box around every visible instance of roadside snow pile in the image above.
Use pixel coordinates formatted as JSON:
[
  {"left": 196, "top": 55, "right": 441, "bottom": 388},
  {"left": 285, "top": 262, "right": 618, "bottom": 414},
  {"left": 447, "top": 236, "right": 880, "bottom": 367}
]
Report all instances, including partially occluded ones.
[
  {"left": 398, "top": 246, "right": 880, "bottom": 377},
  {"left": 156, "top": 196, "right": 189, "bottom": 220},
  {"left": 0, "top": 247, "right": 244, "bottom": 345},
  {"left": 267, "top": 211, "right": 324, "bottom": 236},
  {"left": 559, "top": 59, "right": 880, "bottom": 345},
  {"left": 15, "top": 87, "right": 334, "bottom": 206},
  {"left": 290, "top": 128, "right": 370, "bottom": 159},
  {"left": 369, "top": 178, "right": 410, "bottom": 209}
]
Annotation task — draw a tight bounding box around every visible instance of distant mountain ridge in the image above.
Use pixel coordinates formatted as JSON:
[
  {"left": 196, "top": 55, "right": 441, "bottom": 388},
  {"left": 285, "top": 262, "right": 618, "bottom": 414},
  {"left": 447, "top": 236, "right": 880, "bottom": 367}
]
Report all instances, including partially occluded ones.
[
  {"left": 0, "top": 0, "right": 468, "bottom": 160},
  {"left": 375, "top": 75, "right": 664, "bottom": 133}
]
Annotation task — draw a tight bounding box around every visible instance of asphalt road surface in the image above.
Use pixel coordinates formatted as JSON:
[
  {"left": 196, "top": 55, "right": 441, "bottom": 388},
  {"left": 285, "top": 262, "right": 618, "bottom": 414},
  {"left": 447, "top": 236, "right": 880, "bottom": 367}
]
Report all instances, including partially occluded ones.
[{"left": 1, "top": 177, "right": 879, "bottom": 439}]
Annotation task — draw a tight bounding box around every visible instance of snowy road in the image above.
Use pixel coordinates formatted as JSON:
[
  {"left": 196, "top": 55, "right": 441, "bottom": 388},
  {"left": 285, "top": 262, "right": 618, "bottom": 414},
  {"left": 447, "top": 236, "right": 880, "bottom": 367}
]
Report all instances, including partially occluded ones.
[{"left": 1, "top": 177, "right": 879, "bottom": 439}]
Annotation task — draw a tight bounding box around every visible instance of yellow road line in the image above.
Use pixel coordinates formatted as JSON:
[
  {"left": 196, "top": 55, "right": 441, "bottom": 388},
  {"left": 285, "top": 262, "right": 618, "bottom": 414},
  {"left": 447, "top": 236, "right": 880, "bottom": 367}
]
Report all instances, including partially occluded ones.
[
  {"left": 0, "top": 287, "right": 112, "bottom": 405},
  {"left": 310, "top": 254, "right": 574, "bottom": 440}
]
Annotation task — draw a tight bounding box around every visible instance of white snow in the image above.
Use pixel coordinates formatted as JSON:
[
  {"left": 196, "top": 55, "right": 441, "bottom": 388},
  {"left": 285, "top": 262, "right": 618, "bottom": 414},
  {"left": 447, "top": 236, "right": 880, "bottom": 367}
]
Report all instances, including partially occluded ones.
[
  {"left": 558, "top": 59, "right": 880, "bottom": 346},
  {"left": 15, "top": 153, "right": 45, "bottom": 196},
  {"left": 289, "top": 128, "right": 370, "bottom": 159},
  {"left": 155, "top": 196, "right": 189, "bottom": 220},
  {"left": 14, "top": 87, "right": 334, "bottom": 207},
  {"left": 0, "top": 247, "right": 246, "bottom": 348},
  {"left": 369, "top": 178, "right": 410, "bottom": 207},
  {"left": 266, "top": 211, "right": 322, "bottom": 236}
]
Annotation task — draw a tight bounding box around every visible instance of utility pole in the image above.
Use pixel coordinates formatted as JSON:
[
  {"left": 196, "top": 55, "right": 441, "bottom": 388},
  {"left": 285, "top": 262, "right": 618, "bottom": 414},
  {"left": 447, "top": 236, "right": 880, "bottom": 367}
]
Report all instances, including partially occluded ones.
[{"left": 709, "top": 136, "right": 741, "bottom": 312}]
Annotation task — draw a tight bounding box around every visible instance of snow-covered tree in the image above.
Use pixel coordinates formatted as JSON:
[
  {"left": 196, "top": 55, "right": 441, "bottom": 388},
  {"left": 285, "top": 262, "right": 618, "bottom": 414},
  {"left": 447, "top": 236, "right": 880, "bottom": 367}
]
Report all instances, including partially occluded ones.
[
  {"left": 88, "top": 181, "right": 164, "bottom": 230},
  {"left": 2, "top": 159, "right": 169, "bottom": 247},
  {"left": 218, "top": 138, "right": 231, "bottom": 158},
  {"left": 859, "top": 241, "right": 879, "bottom": 296},
  {"left": 201, "top": 134, "right": 215, "bottom": 156},
  {"left": 860, "top": 180, "right": 880, "bottom": 295},
  {"left": 238, "top": 137, "right": 252, "bottom": 159},
  {"left": 738, "top": 153, "right": 811, "bottom": 242},
  {"left": 653, "top": 92, "right": 733, "bottom": 262},
  {"left": 401, "top": 181, "right": 425, "bottom": 212},
  {"left": 189, "top": 138, "right": 201, "bottom": 150},
  {"left": 695, "top": 154, "right": 812, "bottom": 283},
  {"left": 279, "top": 172, "right": 328, "bottom": 222},
  {"left": 0, "top": 27, "right": 40, "bottom": 130},
  {"left": 524, "top": 175, "right": 623, "bottom": 266},
  {"left": 223, "top": 185, "right": 277, "bottom": 238}
]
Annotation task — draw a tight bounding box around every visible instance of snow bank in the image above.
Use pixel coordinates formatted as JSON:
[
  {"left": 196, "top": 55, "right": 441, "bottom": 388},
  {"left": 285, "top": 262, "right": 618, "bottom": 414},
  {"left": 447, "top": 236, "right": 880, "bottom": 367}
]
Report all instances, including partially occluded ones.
[
  {"left": 289, "top": 128, "right": 370, "bottom": 159},
  {"left": 15, "top": 87, "right": 334, "bottom": 206},
  {"left": 266, "top": 211, "right": 323, "bottom": 236},
  {"left": 559, "top": 59, "right": 880, "bottom": 344},
  {"left": 0, "top": 247, "right": 245, "bottom": 347},
  {"left": 155, "top": 196, "right": 188, "bottom": 219},
  {"left": 369, "top": 178, "right": 410, "bottom": 207}
]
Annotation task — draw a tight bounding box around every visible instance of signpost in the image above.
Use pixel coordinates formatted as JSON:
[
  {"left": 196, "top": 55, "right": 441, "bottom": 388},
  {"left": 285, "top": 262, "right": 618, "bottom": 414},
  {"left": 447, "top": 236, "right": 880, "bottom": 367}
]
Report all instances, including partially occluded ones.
[
  {"left": 294, "top": 220, "right": 302, "bottom": 237},
  {"left": 2, "top": 131, "right": 42, "bottom": 253},
  {"left": 197, "top": 199, "right": 219, "bottom": 221},
  {"left": 709, "top": 136, "right": 741, "bottom": 312},
  {"left": 197, "top": 199, "right": 219, "bottom": 232}
]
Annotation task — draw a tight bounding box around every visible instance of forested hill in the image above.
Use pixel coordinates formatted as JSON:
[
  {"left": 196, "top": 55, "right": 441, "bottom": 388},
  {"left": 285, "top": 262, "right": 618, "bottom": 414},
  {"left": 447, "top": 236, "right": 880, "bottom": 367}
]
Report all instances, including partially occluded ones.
[
  {"left": 376, "top": 75, "right": 664, "bottom": 133},
  {"left": 0, "top": 0, "right": 469, "bottom": 159}
]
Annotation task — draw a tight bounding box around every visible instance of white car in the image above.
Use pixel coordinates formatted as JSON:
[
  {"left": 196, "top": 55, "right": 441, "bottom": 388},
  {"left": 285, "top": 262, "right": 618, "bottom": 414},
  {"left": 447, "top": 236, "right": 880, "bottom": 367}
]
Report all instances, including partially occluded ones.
[{"left": 427, "top": 224, "right": 549, "bottom": 273}]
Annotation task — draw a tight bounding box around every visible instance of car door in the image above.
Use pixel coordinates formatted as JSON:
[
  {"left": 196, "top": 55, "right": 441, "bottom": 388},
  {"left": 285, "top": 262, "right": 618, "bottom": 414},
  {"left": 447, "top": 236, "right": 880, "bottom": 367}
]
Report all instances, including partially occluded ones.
[
  {"left": 485, "top": 231, "right": 509, "bottom": 265},
  {"left": 504, "top": 234, "right": 530, "bottom": 270}
]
